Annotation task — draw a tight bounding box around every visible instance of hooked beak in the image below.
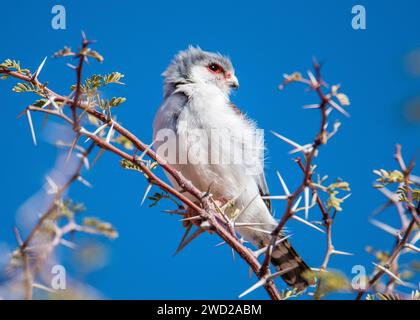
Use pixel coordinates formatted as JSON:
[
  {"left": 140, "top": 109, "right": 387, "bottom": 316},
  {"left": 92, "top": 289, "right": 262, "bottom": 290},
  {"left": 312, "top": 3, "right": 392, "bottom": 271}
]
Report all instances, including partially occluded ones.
[{"left": 227, "top": 75, "right": 239, "bottom": 90}]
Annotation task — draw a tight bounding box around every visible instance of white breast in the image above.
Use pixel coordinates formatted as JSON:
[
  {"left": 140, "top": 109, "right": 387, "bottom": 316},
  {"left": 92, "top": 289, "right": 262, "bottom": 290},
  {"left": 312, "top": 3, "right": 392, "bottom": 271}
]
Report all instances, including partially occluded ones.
[{"left": 154, "top": 83, "right": 276, "bottom": 243}]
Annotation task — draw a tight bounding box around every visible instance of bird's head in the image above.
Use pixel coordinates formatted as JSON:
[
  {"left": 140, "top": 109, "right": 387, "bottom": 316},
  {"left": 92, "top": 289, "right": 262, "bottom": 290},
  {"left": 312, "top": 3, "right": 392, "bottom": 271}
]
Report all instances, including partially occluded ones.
[{"left": 163, "top": 46, "right": 239, "bottom": 97}]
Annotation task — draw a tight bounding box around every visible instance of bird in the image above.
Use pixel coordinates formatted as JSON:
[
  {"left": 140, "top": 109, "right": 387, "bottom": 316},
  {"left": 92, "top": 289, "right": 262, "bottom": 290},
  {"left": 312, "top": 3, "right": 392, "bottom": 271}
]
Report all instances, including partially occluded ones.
[{"left": 153, "top": 46, "right": 311, "bottom": 291}]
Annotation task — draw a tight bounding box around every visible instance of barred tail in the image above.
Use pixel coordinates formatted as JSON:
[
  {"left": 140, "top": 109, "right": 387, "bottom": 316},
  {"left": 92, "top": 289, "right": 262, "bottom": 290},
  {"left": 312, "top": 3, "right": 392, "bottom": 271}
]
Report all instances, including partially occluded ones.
[{"left": 268, "top": 239, "right": 312, "bottom": 291}]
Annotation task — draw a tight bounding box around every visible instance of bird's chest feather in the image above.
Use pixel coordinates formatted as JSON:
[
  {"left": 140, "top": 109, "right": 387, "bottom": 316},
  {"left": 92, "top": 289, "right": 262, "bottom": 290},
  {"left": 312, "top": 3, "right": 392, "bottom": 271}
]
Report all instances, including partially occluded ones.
[
  {"left": 177, "top": 85, "right": 255, "bottom": 162},
  {"left": 172, "top": 85, "right": 262, "bottom": 198},
  {"left": 179, "top": 85, "right": 234, "bottom": 130}
]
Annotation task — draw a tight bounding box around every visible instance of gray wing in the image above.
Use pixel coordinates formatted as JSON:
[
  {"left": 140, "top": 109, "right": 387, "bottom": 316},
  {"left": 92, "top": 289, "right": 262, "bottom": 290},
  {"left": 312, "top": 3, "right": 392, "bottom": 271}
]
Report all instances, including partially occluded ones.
[
  {"left": 255, "top": 172, "right": 272, "bottom": 214},
  {"left": 153, "top": 92, "right": 188, "bottom": 140}
]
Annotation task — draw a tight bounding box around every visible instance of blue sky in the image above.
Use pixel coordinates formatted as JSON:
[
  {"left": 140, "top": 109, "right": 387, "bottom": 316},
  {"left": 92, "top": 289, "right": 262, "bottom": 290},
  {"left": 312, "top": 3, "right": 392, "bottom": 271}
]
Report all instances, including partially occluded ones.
[{"left": 0, "top": 0, "right": 419, "bottom": 299}]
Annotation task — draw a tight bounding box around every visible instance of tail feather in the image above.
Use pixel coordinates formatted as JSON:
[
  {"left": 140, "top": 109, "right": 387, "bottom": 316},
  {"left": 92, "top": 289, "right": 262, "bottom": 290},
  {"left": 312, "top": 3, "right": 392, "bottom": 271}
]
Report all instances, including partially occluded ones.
[{"left": 268, "top": 239, "right": 311, "bottom": 291}]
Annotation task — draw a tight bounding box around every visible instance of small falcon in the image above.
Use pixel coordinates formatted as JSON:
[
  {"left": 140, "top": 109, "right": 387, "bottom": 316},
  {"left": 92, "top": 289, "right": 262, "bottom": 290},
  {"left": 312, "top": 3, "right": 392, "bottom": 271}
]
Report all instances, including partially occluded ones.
[{"left": 153, "top": 46, "right": 311, "bottom": 290}]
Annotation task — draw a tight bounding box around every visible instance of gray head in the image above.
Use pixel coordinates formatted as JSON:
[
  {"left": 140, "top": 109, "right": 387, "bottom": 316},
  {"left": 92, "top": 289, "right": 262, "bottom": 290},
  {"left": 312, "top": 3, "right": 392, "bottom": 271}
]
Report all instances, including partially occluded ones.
[{"left": 163, "top": 46, "right": 239, "bottom": 97}]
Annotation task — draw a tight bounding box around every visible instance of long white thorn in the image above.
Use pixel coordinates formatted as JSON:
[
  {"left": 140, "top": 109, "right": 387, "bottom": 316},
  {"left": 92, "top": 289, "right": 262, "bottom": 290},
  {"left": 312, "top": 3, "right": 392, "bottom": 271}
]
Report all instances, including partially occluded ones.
[
  {"left": 307, "top": 70, "right": 318, "bottom": 87},
  {"left": 84, "top": 123, "right": 108, "bottom": 143},
  {"left": 49, "top": 96, "right": 60, "bottom": 111},
  {"left": 45, "top": 175, "right": 58, "bottom": 194},
  {"left": 136, "top": 140, "right": 156, "bottom": 162},
  {"left": 372, "top": 263, "right": 415, "bottom": 288},
  {"left": 271, "top": 131, "right": 303, "bottom": 150},
  {"left": 83, "top": 156, "right": 90, "bottom": 170},
  {"left": 32, "top": 283, "right": 55, "bottom": 294},
  {"left": 215, "top": 241, "right": 226, "bottom": 247},
  {"left": 253, "top": 235, "right": 292, "bottom": 258},
  {"left": 303, "top": 104, "right": 320, "bottom": 109},
  {"left": 370, "top": 219, "right": 400, "bottom": 237},
  {"left": 239, "top": 265, "right": 297, "bottom": 298},
  {"left": 304, "top": 187, "right": 310, "bottom": 220},
  {"left": 26, "top": 109, "right": 37, "bottom": 146},
  {"left": 328, "top": 100, "right": 350, "bottom": 118},
  {"left": 40, "top": 98, "right": 51, "bottom": 109},
  {"left": 326, "top": 107, "right": 333, "bottom": 116},
  {"left": 76, "top": 152, "right": 90, "bottom": 170},
  {"left": 105, "top": 121, "right": 115, "bottom": 144},
  {"left": 261, "top": 195, "right": 289, "bottom": 201},
  {"left": 239, "top": 278, "right": 267, "bottom": 299},
  {"left": 292, "top": 196, "right": 303, "bottom": 212},
  {"left": 410, "top": 175, "right": 420, "bottom": 184},
  {"left": 342, "top": 193, "right": 352, "bottom": 201},
  {"left": 77, "top": 176, "right": 93, "bottom": 188},
  {"left": 410, "top": 232, "right": 420, "bottom": 245},
  {"left": 141, "top": 183, "right": 153, "bottom": 206},
  {"left": 33, "top": 56, "right": 47, "bottom": 79},
  {"left": 332, "top": 249, "right": 354, "bottom": 256},
  {"left": 289, "top": 144, "right": 313, "bottom": 155},
  {"left": 276, "top": 171, "right": 290, "bottom": 196},
  {"left": 60, "top": 239, "right": 77, "bottom": 249},
  {"left": 179, "top": 216, "right": 201, "bottom": 222},
  {"left": 291, "top": 215, "right": 325, "bottom": 234},
  {"left": 269, "top": 265, "right": 299, "bottom": 281},
  {"left": 404, "top": 243, "right": 420, "bottom": 253}
]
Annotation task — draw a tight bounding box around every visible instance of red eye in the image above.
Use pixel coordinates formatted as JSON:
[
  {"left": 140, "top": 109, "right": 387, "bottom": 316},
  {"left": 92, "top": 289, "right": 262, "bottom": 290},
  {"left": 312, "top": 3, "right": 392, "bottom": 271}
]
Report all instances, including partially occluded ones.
[{"left": 208, "top": 63, "right": 223, "bottom": 74}]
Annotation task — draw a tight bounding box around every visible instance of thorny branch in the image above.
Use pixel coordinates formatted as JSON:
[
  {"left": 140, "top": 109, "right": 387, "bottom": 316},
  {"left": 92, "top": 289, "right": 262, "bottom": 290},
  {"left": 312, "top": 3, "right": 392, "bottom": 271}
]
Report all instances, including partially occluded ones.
[
  {"left": 260, "top": 63, "right": 352, "bottom": 297},
  {"left": 12, "top": 142, "right": 97, "bottom": 299},
  {"left": 1, "top": 35, "right": 282, "bottom": 300},
  {"left": 356, "top": 145, "right": 419, "bottom": 300},
  {"left": 0, "top": 36, "right": 359, "bottom": 299}
]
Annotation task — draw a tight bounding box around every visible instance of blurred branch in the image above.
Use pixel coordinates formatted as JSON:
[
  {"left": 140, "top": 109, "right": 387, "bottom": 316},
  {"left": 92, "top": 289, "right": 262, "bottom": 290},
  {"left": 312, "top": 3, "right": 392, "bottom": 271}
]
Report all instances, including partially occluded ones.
[{"left": 356, "top": 145, "right": 419, "bottom": 300}]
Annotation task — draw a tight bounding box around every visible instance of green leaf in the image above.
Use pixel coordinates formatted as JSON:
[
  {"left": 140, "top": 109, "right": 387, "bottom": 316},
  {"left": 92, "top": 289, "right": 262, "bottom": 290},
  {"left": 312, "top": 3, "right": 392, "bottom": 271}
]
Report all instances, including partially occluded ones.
[
  {"left": 327, "top": 181, "right": 351, "bottom": 192},
  {"left": 120, "top": 159, "right": 143, "bottom": 172},
  {"left": 83, "top": 217, "right": 118, "bottom": 239},
  {"left": 86, "top": 50, "right": 104, "bottom": 63},
  {"left": 0, "top": 59, "right": 30, "bottom": 75},
  {"left": 315, "top": 270, "right": 351, "bottom": 299},
  {"left": 412, "top": 188, "right": 420, "bottom": 202},
  {"left": 12, "top": 82, "right": 38, "bottom": 93},
  {"left": 376, "top": 293, "right": 400, "bottom": 300},
  {"left": 109, "top": 97, "right": 126, "bottom": 107},
  {"left": 104, "top": 72, "right": 124, "bottom": 85},
  {"left": 278, "top": 288, "right": 302, "bottom": 300},
  {"left": 85, "top": 74, "right": 103, "bottom": 89},
  {"left": 0, "top": 59, "right": 21, "bottom": 71},
  {"left": 327, "top": 191, "right": 344, "bottom": 212},
  {"left": 374, "top": 169, "right": 404, "bottom": 184},
  {"left": 32, "top": 99, "right": 48, "bottom": 107},
  {"left": 53, "top": 46, "right": 74, "bottom": 58},
  {"left": 114, "top": 135, "right": 134, "bottom": 150}
]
